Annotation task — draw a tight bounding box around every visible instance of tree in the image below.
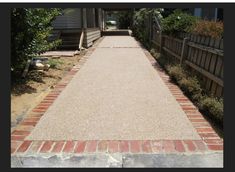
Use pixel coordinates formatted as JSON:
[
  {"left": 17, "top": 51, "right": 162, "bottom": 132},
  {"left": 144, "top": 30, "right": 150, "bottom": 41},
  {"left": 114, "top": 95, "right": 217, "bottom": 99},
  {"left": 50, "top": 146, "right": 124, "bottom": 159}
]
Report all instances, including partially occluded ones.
[
  {"left": 117, "top": 11, "right": 133, "bottom": 29},
  {"left": 132, "top": 8, "right": 163, "bottom": 47},
  {"left": 11, "top": 8, "right": 62, "bottom": 77}
]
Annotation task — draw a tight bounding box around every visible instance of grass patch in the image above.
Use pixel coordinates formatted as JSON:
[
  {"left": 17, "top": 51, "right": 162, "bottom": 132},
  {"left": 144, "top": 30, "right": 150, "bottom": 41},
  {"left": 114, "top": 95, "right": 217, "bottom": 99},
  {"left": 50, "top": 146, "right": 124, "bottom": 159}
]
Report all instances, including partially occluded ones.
[{"left": 48, "top": 58, "right": 63, "bottom": 69}]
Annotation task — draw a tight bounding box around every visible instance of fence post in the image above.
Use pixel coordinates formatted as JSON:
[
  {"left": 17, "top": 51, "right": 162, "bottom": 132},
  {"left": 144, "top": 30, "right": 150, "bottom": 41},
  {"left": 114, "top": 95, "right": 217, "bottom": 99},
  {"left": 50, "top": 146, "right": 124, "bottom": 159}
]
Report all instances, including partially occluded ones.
[
  {"left": 149, "top": 12, "right": 152, "bottom": 44},
  {"left": 160, "top": 31, "right": 164, "bottom": 54},
  {"left": 180, "top": 37, "right": 189, "bottom": 65}
]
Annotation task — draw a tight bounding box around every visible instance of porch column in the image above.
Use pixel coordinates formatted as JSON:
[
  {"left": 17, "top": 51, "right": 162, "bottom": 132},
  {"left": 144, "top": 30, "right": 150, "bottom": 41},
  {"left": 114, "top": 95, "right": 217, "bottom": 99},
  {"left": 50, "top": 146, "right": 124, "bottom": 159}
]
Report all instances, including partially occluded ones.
[
  {"left": 98, "top": 8, "right": 102, "bottom": 30},
  {"left": 92, "top": 8, "right": 96, "bottom": 28},
  {"left": 102, "top": 10, "right": 105, "bottom": 30},
  {"left": 82, "top": 8, "right": 87, "bottom": 29}
]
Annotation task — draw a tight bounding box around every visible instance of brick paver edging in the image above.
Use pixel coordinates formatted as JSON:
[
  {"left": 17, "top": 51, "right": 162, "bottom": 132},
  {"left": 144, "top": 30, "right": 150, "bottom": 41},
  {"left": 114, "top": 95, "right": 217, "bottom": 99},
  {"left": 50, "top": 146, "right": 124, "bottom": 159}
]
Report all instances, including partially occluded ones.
[{"left": 11, "top": 37, "right": 223, "bottom": 155}]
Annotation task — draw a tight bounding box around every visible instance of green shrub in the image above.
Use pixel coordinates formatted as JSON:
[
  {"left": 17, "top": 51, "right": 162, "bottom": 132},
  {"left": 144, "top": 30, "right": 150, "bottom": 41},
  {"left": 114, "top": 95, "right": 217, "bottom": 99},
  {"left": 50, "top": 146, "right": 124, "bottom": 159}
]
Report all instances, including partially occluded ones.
[
  {"left": 11, "top": 8, "right": 62, "bottom": 76},
  {"left": 155, "top": 54, "right": 223, "bottom": 126},
  {"left": 191, "top": 20, "right": 223, "bottom": 39},
  {"left": 167, "top": 64, "right": 187, "bottom": 82},
  {"left": 199, "top": 97, "right": 223, "bottom": 123},
  {"left": 132, "top": 8, "right": 163, "bottom": 47},
  {"left": 178, "top": 77, "right": 202, "bottom": 102},
  {"left": 161, "top": 9, "right": 197, "bottom": 35},
  {"left": 117, "top": 11, "right": 133, "bottom": 29}
]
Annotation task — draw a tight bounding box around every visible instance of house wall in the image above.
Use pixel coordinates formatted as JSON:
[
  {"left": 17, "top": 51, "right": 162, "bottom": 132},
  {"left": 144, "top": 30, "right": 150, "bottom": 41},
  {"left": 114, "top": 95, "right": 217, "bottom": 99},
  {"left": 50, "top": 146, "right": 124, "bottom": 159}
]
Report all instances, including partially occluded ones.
[
  {"left": 201, "top": 8, "right": 217, "bottom": 20},
  {"left": 52, "top": 8, "right": 82, "bottom": 29},
  {"left": 83, "top": 28, "right": 101, "bottom": 47},
  {"left": 51, "top": 8, "right": 102, "bottom": 49}
]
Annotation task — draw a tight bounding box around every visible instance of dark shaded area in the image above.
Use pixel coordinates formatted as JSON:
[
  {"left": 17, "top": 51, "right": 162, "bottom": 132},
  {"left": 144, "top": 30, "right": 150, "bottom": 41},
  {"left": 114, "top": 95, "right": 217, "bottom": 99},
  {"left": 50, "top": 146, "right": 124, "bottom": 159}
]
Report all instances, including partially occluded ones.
[{"left": 11, "top": 69, "right": 60, "bottom": 96}]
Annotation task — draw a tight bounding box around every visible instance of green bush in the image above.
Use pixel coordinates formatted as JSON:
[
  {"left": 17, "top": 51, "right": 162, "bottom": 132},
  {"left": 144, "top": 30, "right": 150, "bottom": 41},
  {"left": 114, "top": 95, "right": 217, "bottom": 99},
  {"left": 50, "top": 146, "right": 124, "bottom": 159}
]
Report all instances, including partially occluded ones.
[
  {"left": 161, "top": 9, "right": 197, "bottom": 35},
  {"left": 11, "top": 8, "right": 62, "bottom": 76},
  {"left": 117, "top": 11, "right": 133, "bottom": 29},
  {"left": 199, "top": 97, "right": 223, "bottom": 123},
  {"left": 132, "top": 8, "right": 163, "bottom": 47},
  {"left": 167, "top": 64, "right": 187, "bottom": 82},
  {"left": 178, "top": 77, "right": 202, "bottom": 102}
]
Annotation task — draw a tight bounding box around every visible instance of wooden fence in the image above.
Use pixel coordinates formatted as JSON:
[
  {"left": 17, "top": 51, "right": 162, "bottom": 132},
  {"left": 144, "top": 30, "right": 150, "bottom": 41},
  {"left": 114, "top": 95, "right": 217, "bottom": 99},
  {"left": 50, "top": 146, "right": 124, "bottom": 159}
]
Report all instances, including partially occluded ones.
[{"left": 150, "top": 26, "right": 224, "bottom": 97}]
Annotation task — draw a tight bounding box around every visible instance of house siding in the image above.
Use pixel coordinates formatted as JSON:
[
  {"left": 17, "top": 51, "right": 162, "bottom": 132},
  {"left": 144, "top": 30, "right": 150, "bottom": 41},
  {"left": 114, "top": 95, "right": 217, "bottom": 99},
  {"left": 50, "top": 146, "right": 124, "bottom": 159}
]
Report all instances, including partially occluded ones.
[
  {"left": 52, "top": 8, "right": 82, "bottom": 29},
  {"left": 51, "top": 8, "right": 102, "bottom": 49}
]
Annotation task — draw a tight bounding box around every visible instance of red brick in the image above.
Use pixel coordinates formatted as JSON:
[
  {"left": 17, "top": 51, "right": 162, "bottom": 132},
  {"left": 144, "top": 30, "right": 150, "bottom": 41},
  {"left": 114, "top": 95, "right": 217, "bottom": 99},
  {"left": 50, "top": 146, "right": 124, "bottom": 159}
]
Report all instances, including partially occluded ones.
[
  {"left": 11, "top": 141, "right": 22, "bottom": 154},
  {"left": 85, "top": 140, "right": 97, "bottom": 152},
  {"left": 183, "top": 140, "right": 196, "bottom": 152},
  {"left": 28, "top": 113, "right": 44, "bottom": 118},
  {"left": 196, "top": 128, "right": 215, "bottom": 133},
  {"left": 182, "top": 106, "right": 197, "bottom": 111},
  {"left": 185, "top": 111, "right": 201, "bottom": 115},
  {"left": 184, "top": 110, "right": 199, "bottom": 113},
  {"left": 98, "top": 141, "right": 108, "bottom": 152},
  {"left": 190, "top": 119, "right": 206, "bottom": 122},
  {"left": 11, "top": 135, "right": 26, "bottom": 141},
  {"left": 20, "top": 121, "right": 37, "bottom": 126},
  {"left": 142, "top": 140, "right": 152, "bottom": 153},
  {"left": 204, "top": 139, "right": 223, "bottom": 145},
  {"left": 17, "top": 141, "right": 32, "bottom": 153},
  {"left": 199, "top": 133, "right": 219, "bottom": 139},
  {"left": 194, "top": 140, "right": 207, "bottom": 151},
  {"left": 187, "top": 115, "right": 204, "bottom": 119},
  {"left": 119, "top": 141, "right": 129, "bottom": 153},
  {"left": 179, "top": 102, "right": 194, "bottom": 106},
  {"left": 46, "top": 94, "right": 59, "bottom": 97},
  {"left": 162, "top": 140, "right": 175, "bottom": 152},
  {"left": 208, "top": 145, "right": 223, "bottom": 150},
  {"left": 32, "top": 109, "right": 47, "bottom": 113},
  {"left": 11, "top": 130, "right": 30, "bottom": 136},
  {"left": 27, "top": 141, "right": 44, "bottom": 153},
  {"left": 51, "top": 141, "right": 65, "bottom": 153},
  {"left": 40, "top": 100, "right": 53, "bottom": 104},
  {"left": 176, "top": 98, "right": 189, "bottom": 101},
  {"left": 130, "top": 140, "right": 141, "bottom": 153},
  {"left": 174, "top": 140, "right": 185, "bottom": 152},
  {"left": 43, "top": 98, "right": 56, "bottom": 101},
  {"left": 151, "top": 140, "right": 162, "bottom": 153},
  {"left": 34, "top": 106, "right": 49, "bottom": 110},
  {"left": 192, "top": 122, "right": 210, "bottom": 128},
  {"left": 74, "top": 141, "right": 86, "bottom": 153},
  {"left": 22, "top": 117, "right": 40, "bottom": 123},
  {"left": 108, "top": 141, "right": 119, "bottom": 153},
  {"left": 14, "top": 125, "right": 34, "bottom": 132},
  {"left": 40, "top": 141, "right": 54, "bottom": 153},
  {"left": 63, "top": 141, "right": 75, "bottom": 153},
  {"left": 38, "top": 103, "right": 52, "bottom": 107}
]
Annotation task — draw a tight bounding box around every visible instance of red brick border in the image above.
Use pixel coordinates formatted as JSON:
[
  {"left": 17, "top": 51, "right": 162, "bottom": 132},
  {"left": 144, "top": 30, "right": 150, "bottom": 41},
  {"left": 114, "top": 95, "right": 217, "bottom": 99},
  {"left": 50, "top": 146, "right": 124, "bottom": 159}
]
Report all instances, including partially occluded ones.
[{"left": 11, "top": 37, "right": 223, "bottom": 155}]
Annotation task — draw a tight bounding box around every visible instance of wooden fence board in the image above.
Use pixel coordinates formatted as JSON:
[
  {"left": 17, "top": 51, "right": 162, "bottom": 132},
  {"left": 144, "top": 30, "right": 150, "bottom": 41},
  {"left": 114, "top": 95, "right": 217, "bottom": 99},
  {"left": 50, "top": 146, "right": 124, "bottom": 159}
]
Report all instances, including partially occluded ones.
[
  {"left": 150, "top": 27, "right": 223, "bottom": 97},
  {"left": 185, "top": 60, "right": 223, "bottom": 87},
  {"left": 209, "top": 54, "right": 217, "bottom": 74},
  {"left": 211, "top": 82, "right": 217, "bottom": 95},
  {"left": 200, "top": 51, "right": 207, "bottom": 68}
]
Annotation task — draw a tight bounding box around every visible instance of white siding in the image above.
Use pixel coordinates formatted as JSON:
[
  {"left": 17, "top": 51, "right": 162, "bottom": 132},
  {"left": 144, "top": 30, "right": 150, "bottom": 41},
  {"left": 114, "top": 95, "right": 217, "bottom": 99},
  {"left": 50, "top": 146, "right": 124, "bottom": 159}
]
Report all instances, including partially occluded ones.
[{"left": 52, "top": 8, "right": 82, "bottom": 29}]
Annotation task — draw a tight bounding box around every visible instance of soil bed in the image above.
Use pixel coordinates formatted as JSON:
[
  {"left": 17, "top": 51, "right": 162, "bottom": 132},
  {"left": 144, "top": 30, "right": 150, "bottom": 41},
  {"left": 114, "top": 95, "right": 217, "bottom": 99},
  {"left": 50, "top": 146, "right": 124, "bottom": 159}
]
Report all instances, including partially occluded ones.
[{"left": 11, "top": 52, "right": 85, "bottom": 131}]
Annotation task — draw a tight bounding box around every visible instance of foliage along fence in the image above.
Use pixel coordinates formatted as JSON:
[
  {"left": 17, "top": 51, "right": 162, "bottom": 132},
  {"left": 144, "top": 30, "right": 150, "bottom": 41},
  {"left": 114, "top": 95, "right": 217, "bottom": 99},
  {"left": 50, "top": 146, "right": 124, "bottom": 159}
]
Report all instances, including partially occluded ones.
[{"left": 150, "top": 22, "right": 224, "bottom": 98}]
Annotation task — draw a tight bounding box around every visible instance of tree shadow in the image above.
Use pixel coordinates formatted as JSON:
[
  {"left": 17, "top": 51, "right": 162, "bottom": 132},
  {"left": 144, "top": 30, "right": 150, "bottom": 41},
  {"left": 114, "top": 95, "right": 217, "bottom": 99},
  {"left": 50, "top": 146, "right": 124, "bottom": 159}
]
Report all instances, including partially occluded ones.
[
  {"left": 26, "top": 70, "right": 46, "bottom": 83},
  {"left": 11, "top": 84, "right": 37, "bottom": 96}
]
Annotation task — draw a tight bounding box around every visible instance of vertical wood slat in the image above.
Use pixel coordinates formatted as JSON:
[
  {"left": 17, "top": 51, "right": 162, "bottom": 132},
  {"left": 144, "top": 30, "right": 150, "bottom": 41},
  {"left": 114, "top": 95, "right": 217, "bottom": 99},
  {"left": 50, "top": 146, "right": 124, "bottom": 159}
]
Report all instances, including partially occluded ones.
[
  {"left": 180, "top": 37, "right": 189, "bottom": 65},
  {"left": 155, "top": 32, "right": 223, "bottom": 97}
]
